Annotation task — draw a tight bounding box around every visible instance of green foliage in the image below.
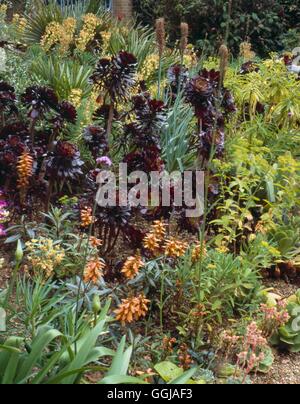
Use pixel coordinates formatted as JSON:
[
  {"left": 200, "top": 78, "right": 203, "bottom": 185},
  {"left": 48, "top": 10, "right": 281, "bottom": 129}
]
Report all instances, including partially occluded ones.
[
  {"left": 24, "top": 1, "right": 64, "bottom": 45},
  {"left": 0, "top": 302, "right": 112, "bottom": 384},
  {"left": 29, "top": 52, "right": 93, "bottom": 100},
  {"left": 191, "top": 251, "right": 262, "bottom": 323},
  {"left": 162, "top": 92, "right": 196, "bottom": 172},
  {"left": 270, "top": 290, "right": 300, "bottom": 352},
  {"left": 134, "top": 0, "right": 300, "bottom": 56}
]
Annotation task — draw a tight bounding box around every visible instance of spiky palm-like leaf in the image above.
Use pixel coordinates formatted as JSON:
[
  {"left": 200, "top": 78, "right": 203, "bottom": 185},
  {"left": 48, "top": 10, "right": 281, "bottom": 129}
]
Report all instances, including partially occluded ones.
[
  {"left": 23, "top": 1, "right": 64, "bottom": 45},
  {"left": 30, "top": 55, "right": 93, "bottom": 100}
]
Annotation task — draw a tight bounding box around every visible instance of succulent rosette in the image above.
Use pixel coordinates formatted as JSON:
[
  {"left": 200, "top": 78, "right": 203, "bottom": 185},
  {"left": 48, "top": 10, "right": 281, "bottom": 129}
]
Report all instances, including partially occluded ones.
[
  {"left": 167, "top": 65, "right": 189, "bottom": 95},
  {"left": 0, "top": 81, "right": 17, "bottom": 115},
  {"left": 90, "top": 51, "right": 137, "bottom": 102},
  {"left": 21, "top": 85, "right": 59, "bottom": 119},
  {"left": 132, "top": 94, "right": 167, "bottom": 133},
  {"left": 45, "top": 141, "right": 84, "bottom": 181},
  {"left": 83, "top": 125, "right": 109, "bottom": 159}
]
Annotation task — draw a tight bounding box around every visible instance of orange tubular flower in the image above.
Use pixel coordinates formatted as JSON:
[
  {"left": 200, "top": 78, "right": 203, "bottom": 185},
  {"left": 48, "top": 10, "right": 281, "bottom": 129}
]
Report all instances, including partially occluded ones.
[
  {"left": 80, "top": 206, "right": 94, "bottom": 228},
  {"left": 83, "top": 257, "right": 105, "bottom": 284},
  {"left": 143, "top": 220, "right": 167, "bottom": 255},
  {"left": 17, "top": 151, "right": 33, "bottom": 189},
  {"left": 114, "top": 294, "right": 150, "bottom": 326},
  {"left": 152, "top": 220, "right": 167, "bottom": 238},
  {"left": 164, "top": 237, "right": 188, "bottom": 258},
  {"left": 143, "top": 233, "right": 160, "bottom": 254},
  {"left": 89, "top": 236, "right": 102, "bottom": 248},
  {"left": 121, "top": 254, "right": 144, "bottom": 279},
  {"left": 192, "top": 242, "right": 207, "bottom": 262}
]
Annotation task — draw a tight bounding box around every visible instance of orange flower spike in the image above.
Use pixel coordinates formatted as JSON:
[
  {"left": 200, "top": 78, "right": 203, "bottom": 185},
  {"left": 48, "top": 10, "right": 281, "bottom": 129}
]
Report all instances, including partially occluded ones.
[
  {"left": 143, "top": 233, "right": 160, "bottom": 254},
  {"left": 114, "top": 294, "right": 150, "bottom": 326},
  {"left": 121, "top": 254, "right": 144, "bottom": 279},
  {"left": 17, "top": 152, "right": 33, "bottom": 189},
  {"left": 152, "top": 220, "right": 167, "bottom": 239},
  {"left": 164, "top": 237, "right": 188, "bottom": 258},
  {"left": 89, "top": 236, "right": 102, "bottom": 248},
  {"left": 192, "top": 242, "right": 207, "bottom": 262},
  {"left": 83, "top": 257, "right": 105, "bottom": 284},
  {"left": 80, "top": 206, "right": 94, "bottom": 228}
]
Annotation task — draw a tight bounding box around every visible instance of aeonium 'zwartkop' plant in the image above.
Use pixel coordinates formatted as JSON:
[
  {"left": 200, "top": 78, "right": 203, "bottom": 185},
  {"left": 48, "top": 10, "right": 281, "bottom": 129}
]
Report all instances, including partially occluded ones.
[
  {"left": 45, "top": 141, "right": 84, "bottom": 208},
  {"left": 167, "top": 65, "right": 189, "bottom": 98},
  {"left": 21, "top": 85, "right": 59, "bottom": 120},
  {"left": 90, "top": 51, "right": 138, "bottom": 136},
  {"left": 46, "top": 141, "right": 84, "bottom": 181},
  {"left": 90, "top": 51, "right": 138, "bottom": 102},
  {"left": 185, "top": 68, "right": 236, "bottom": 163},
  {"left": 132, "top": 93, "right": 167, "bottom": 134},
  {"left": 54, "top": 101, "right": 77, "bottom": 125},
  {"left": 83, "top": 125, "right": 109, "bottom": 160},
  {"left": 122, "top": 94, "right": 167, "bottom": 151},
  {"left": 0, "top": 81, "right": 17, "bottom": 119}
]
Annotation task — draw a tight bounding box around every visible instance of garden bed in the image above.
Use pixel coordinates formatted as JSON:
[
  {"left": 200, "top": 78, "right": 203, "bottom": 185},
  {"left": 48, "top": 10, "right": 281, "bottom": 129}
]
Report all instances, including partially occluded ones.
[{"left": 0, "top": 0, "right": 300, "bottom": 386}]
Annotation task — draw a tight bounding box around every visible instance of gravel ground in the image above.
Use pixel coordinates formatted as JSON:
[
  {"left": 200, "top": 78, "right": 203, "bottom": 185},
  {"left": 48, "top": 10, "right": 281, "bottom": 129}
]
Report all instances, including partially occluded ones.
[{"left": 253, "top": 279, "right": 300, "bottom": 384}]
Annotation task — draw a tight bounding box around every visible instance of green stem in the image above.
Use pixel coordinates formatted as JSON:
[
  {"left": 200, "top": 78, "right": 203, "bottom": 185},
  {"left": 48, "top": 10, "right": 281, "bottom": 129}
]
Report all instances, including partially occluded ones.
[
  {"left": 3, "top": 261, "right": 20, "bottom": 310},
  {"left": 157, "top": 55, "right": 163, "bottom": 98}
]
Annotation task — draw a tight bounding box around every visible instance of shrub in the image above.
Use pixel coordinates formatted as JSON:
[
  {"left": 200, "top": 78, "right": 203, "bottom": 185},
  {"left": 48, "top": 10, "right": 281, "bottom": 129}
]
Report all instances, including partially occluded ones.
[{"left": 134, "top": 0, "right": 300, "bottom": 56}]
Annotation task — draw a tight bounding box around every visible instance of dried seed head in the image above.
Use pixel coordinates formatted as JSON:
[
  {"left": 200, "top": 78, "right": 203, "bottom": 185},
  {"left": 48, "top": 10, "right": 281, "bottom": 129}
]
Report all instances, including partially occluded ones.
[
  {"left": 156, "top": 18, "right": 166, "bottom": 57},
  {"left": 219, "top": 44, "right": 229, "bottom": 87},
  {"left": 180, "top": 22, "right": 189, "bottom": 55}
]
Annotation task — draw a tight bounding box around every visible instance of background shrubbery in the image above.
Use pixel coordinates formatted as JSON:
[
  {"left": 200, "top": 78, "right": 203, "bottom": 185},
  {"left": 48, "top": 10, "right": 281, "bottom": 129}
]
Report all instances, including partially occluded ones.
[{"left": 134, "top": 0, "right": 300, "bottom": 56}]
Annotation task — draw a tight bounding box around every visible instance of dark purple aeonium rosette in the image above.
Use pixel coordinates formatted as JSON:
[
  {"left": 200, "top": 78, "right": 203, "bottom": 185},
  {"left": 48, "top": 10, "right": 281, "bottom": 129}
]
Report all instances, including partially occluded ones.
[
  {"left": 21, "top": 85, "right": 59, "bottom": 119},
  {"left": 45, "top": 141, "right": 84, "bottom": 181},
  {"left": 0, "top": 81, "right": 17, "bottom": 114},
  {"left": 90, "top": 51, "right": 137, "bottom": 102}
]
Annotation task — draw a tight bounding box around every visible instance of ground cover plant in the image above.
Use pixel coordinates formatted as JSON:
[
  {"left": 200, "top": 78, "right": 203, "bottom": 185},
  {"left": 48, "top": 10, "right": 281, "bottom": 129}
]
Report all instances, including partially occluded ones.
[{"left": 0, "top": 0, "right": 300, "bottom": 385}]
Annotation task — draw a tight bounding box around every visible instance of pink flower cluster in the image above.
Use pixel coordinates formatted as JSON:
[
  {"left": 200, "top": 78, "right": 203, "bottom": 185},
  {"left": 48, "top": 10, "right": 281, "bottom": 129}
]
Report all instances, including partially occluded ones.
[
  {"left": 260, "top": 301, "right": 290, "bottom": 337},
  {"left": 0, "top": 190, "right": 9, "bottom": 237},
  {"left": 222, "top": 331, "right": 241, "bottom": 346},
  {"left": 236, "top": 322, "right": 268, "bottom": 382},
  {"left": 244, "top": 322, "right": 268, "bottom": 349}
]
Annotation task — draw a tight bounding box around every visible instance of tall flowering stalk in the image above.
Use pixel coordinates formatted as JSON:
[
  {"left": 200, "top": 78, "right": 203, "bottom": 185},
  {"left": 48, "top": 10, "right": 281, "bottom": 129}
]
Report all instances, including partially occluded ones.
[
  {"left": 156, "top": 18, "right": 165, "bottom": 98},
  {"left": 177, "top": 22, "right": 189, "bottom": 93}
]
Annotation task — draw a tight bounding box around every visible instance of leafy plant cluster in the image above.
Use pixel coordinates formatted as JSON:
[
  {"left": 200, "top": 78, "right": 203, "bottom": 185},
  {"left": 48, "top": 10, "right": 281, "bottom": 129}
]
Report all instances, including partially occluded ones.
[
  {"left": 134, "top": 0, "right": 300, "bottom": 56},
  {"left": 0, "top": 0, "right": 300, "bottom": 385}
]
